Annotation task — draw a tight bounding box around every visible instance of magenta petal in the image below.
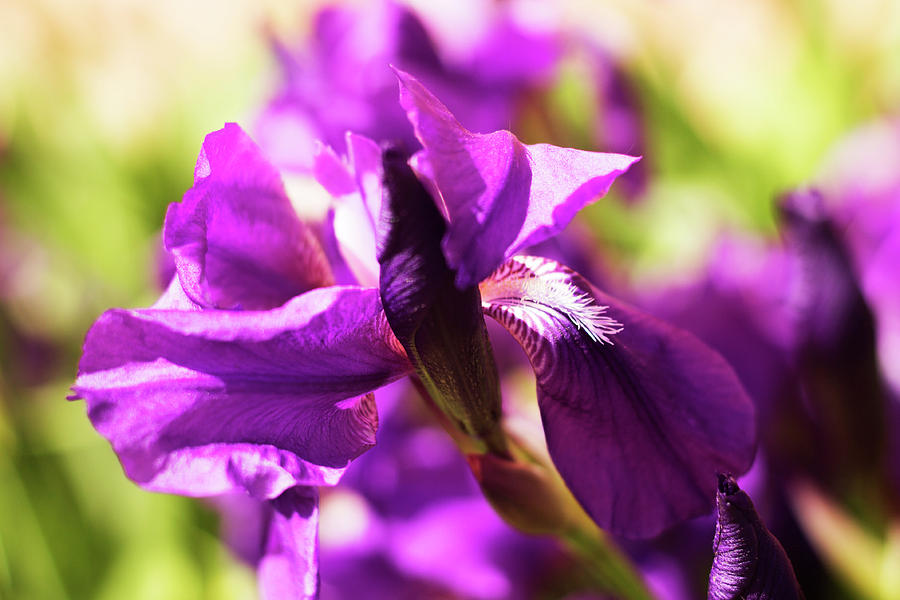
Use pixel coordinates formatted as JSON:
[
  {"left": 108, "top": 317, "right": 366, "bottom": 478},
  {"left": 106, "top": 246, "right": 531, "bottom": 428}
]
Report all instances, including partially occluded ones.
[
  {"left": 164, "top": 123, "right": 333, "bottom": 310},
  {"left": 311, "top": 142, "right": 356, "bottom": 198},
  {"left": 866, "top": 227, "right": 900, "bottom": 393},
  {"left": 395, "top": 68, "right": 639, "bottom": 288},
  {"left": 151, "top": 277, "right": 202, "bottom": 311},
  {"left": 73, "top": 286, "right": 411, "bottom": 499},
  {"left": 481, "top": 257, "right": 757, "bottom": 537},
  {"left": 315, "top": 133, "right": 384, "bottom": 287},
  {"left": 258, "top": 488, "right": 320, "bottom": 600}
]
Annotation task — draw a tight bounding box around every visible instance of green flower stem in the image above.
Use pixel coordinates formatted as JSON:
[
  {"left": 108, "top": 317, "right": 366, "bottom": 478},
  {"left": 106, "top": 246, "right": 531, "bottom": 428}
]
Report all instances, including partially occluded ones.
[{"left": 564, "top": 525, "right": 656, "bottom": 600}]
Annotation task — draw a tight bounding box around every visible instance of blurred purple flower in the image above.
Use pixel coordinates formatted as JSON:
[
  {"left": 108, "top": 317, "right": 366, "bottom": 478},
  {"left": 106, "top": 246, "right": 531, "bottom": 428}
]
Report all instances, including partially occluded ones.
[
  {"left": 639, "top": 187, "right": 892, "bottom": 486},
  {"left": 587, "top": 48, "right": 647, "bottom": 198},
  {"left": 814, "top": 119, "right": 900, "bottom": 396},
  {"left": 0, "top": 221, "right": 64, "bottom": 387},
  {"left": 256, "top": 0, "right": 559, "bottom": 172},
  {"left": 632, "top": 185, "right": 896, "bottom": 596}
]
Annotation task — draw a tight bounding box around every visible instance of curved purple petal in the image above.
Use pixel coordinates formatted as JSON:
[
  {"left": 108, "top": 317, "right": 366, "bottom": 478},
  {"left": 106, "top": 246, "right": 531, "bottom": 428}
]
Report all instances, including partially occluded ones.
[
  {"left": 258, "top": 487, "right": 320, "bottom": 600},
  {"left": 708, "top": 475, "right": 804, "bottom": 599},
  {"left": 311, "top": 141, "right": 356, "bottom": 198},
  {"left": 164, "top": 123, "right": 333, "bottom": 310},
  {"left": 481, "top": 256, "right": 757, "bottom": 537},
  {"left": 395, "top": 68, "right": 639, "bottom": 288},
  {"left": 73, "top": 286, "right": 411, "bottom": 499}
]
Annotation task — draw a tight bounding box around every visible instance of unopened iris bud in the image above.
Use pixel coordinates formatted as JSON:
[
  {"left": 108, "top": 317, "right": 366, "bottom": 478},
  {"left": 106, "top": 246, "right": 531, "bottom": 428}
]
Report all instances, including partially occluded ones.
[
  {"left": 708, "top": 475, "right": 804, "bottom": 600},
  {"left": 377, "top": 145, "right": 506, "bottom": 454}
]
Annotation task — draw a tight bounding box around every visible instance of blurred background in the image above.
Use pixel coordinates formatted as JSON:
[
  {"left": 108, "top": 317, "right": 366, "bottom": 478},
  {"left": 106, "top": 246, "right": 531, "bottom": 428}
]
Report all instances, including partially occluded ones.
[{"left": 1, "top": 0, "right": 899, "bottom": 598}]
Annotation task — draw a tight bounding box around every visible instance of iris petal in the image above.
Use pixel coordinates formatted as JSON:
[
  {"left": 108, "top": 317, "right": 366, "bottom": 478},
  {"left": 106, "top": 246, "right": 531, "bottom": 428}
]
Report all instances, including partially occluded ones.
[
  {"left": 258, "top": 488, "right": 321, "bottom": 600},
  {"left": 395, "top": 68, "right": 639, "bottom": 288},
  {"left": 866, "top": 228, "right": 900, "bottom": 394},
  {"left": 481, "top": 256, "right": 757, "bottom": 537},
  {"left": 73, "top": 286, "right": 411, "bottom": 499},
  {"left": 314, "top": 133, "right": 384, "bottom": 287},
  {"left": 164, "top": 123, "right": 333, "bottom": 310}
]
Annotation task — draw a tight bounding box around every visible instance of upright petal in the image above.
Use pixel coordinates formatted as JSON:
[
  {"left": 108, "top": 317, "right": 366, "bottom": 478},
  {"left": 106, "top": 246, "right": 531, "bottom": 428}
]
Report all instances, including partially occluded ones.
[
  {"left": 314, "top": 133, "right": 384, "bottom": 287},
  {"left": 708, "top": 475, "right": 804, "bottom": 599},
  {"left": 73, "top": 286, "right": 411, "bottom": 499},
  {"left": 481, "top": 256, "right": 756, "bottom": 537},
  {"left": 164, "top": 123, "right": 333, "bottom": 310},
  {"left": 395, "top": 68, "right": 639, "bottom": 288}
]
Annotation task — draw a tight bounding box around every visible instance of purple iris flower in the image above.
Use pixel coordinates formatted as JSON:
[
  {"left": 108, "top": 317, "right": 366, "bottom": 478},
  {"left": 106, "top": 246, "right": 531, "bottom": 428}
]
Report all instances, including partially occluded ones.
[
  {"left": 323, "top": 68, "right": 756, "bottom": 537},
  {"left": 73, "top": 69, "right": 757, "bottom": 597},
  {"left": 708, "top": 475, "right": 804, "bottom": 599}
]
